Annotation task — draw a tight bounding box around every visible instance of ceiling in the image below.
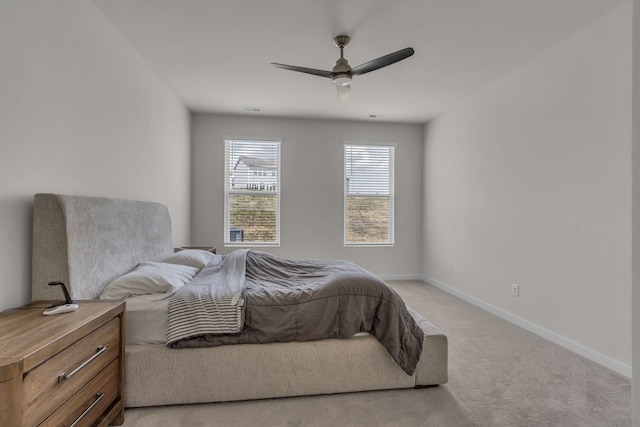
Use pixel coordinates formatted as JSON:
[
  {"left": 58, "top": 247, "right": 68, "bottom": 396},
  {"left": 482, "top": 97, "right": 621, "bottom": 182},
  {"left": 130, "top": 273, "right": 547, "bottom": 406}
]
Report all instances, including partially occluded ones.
[{"left": 93, "top": 0, "right": 627, "bottom": 124}]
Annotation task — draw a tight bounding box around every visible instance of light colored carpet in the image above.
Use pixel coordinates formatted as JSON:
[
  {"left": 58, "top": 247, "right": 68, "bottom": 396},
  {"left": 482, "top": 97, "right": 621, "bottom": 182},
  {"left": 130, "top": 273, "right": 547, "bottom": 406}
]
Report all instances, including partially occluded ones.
[{"left": 122, "top": 280, "right": 630, "bottom": 427}]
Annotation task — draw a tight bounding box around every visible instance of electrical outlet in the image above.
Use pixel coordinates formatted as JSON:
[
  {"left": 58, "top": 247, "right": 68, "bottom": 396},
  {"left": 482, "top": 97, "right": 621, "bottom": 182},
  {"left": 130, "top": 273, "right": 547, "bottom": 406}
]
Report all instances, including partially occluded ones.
[
  {"left": 448, "top": 264, "right": 453, "bottom": 274},
  {"left": 512, "top": 283, "right": 519, "bottom": 297}
]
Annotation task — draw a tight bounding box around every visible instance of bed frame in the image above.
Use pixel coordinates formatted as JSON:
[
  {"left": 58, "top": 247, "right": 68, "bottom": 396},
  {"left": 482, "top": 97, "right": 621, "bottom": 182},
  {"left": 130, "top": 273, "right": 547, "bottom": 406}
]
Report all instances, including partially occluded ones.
[{"left": 31, "top": 193, "right": 448, "bottom": 408}]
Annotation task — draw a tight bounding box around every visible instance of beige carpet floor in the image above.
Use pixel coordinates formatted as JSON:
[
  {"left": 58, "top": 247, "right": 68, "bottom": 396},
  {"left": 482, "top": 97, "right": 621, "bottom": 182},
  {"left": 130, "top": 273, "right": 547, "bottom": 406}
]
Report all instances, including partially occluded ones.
[{"left": 122, "top": 280, "right": 631, "bottom": 426}]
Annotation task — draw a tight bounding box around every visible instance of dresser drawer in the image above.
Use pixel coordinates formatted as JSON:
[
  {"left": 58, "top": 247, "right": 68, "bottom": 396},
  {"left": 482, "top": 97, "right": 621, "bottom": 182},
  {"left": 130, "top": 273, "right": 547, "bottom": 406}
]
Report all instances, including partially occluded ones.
[
  {"left": 23, "top": 318, "right": 120, "bottom": 427},
  {"left": 40, "top": 359, "right": 120, "bottom": 427}
]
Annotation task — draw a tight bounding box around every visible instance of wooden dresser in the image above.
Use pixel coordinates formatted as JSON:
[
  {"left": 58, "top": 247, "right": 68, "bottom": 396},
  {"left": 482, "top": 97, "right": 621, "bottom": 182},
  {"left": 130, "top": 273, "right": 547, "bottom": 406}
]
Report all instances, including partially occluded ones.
[{"left": 0, "top": 300, "right": 125, "bottom": 426}]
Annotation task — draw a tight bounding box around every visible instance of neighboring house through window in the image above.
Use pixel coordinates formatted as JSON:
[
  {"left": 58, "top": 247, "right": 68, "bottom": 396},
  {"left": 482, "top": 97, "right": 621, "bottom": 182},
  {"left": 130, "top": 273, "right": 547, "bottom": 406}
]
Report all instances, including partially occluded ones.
[
  {"left": 224, "top": 138, "right": 281, "bottom": 245},
  {"left": 344, "top": 143, "right": 395, "bottom": 245}
]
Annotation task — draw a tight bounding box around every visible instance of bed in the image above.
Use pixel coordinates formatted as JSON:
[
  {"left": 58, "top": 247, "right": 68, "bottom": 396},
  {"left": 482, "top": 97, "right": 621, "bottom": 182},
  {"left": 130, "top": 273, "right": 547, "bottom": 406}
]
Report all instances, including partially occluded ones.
[{"left": 31, "top": 193, "right": 447, "bottom": 408}]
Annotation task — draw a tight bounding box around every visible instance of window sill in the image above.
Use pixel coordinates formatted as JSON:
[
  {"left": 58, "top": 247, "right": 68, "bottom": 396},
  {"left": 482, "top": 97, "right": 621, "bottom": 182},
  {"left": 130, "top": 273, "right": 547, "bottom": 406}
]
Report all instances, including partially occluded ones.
[
  {"left": 344, "top": 244, "right": 394, "bottom": 248},
  {"left": 224, "top": 243, "right": 280, "bottom": 248}
]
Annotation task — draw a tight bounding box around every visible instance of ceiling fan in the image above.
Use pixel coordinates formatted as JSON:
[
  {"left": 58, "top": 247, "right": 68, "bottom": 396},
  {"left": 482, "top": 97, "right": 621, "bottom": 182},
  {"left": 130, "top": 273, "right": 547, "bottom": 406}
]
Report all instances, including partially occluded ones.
[{"left": 271, "top": 35, "right": 414, "bottom": 102}]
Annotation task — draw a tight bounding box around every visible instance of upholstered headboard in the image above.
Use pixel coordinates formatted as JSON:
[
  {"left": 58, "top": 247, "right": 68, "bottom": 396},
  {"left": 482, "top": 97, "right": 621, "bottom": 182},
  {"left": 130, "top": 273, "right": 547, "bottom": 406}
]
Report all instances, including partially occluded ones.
[{"left": 31, "top": 193, "right": 174, "bottom": 301}]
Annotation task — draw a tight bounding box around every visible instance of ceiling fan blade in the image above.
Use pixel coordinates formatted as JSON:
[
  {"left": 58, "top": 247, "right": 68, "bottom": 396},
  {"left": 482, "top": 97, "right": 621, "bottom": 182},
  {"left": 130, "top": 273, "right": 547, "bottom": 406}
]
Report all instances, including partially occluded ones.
[
  {"left": 337, "top": 84, "right": 350, "bottom": 102},
  {"left": 271, "top": 63, "right": 335, "bottom": 79},
  {"left": 350, "top": 47, "right": 415, "bottom": 76}
]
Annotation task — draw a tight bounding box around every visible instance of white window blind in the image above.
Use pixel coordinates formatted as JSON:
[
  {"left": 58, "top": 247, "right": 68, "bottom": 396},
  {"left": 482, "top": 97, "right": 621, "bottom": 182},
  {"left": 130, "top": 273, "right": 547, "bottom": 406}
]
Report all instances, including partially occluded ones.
[
  {"left": 344, "top": 143, "right": 395, "bottom": 245},
  {"left": 224, "top": 139, "right": 281, "bottom": 245}
]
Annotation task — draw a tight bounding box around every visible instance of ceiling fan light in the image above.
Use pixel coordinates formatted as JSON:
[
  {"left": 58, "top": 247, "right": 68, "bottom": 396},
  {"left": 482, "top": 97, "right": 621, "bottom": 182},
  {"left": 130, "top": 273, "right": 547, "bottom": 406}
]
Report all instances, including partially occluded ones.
[{"left": 332, "top": 74, "right": 352, "bottom": 86}]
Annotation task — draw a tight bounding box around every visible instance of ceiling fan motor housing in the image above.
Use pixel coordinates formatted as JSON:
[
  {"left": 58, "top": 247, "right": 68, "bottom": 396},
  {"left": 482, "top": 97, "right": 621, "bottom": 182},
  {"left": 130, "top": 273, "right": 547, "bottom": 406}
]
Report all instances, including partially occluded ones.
[{"left": 332, "top": 35, "right": 352, "bottom": 86}]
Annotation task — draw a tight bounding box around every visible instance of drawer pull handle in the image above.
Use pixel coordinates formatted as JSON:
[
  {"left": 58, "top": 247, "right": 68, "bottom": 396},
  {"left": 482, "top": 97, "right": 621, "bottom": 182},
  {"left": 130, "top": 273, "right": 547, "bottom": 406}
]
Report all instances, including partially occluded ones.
[
  {"left": 59, "top": 346, "right": 107, "bottom": 382},
  {"left": 70, "top": 392, "right": 105, "bottom": 427}
]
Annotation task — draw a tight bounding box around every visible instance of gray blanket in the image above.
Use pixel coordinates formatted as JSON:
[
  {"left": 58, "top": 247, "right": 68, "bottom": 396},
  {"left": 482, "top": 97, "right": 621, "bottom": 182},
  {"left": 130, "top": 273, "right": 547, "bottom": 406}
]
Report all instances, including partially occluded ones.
[
  {"left": 166, "top": 250, "right": 248, "bottom": 344},
  {"left": 169, "top": 251, "right": 424, "bottom": 375}
]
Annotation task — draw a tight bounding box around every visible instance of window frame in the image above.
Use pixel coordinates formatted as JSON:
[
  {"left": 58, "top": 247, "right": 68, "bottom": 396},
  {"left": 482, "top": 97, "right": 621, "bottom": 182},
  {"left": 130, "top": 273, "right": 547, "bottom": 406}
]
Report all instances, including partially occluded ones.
[
  {"left": 343, "top": 142, "right": 395, "bottom": 247},
  {"left": 224, "top": 137, "right": 281, "bottom": 247}
]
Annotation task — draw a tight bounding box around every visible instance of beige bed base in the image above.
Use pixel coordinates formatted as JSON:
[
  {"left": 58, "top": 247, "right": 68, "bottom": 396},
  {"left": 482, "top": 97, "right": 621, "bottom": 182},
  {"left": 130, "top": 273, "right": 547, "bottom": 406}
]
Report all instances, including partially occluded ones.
[{"left": 31, "top": 193, "right": 447, "bottom": 408}]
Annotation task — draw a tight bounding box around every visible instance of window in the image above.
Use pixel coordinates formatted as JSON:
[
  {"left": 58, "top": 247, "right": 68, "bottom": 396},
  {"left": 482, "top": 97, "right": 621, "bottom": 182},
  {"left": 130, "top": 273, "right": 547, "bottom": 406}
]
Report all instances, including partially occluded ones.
[
  {"left": 344, "top": 143, "right": 395, "bottom": 245},
  {"left": 224, "top": 138, "right": 281, "bottom": 245}
]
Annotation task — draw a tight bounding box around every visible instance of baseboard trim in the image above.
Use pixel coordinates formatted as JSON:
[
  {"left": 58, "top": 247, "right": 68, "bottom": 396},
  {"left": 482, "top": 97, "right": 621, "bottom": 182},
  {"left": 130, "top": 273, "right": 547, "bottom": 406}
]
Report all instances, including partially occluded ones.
[
  {"left": 379, "top": 274, "right": 423, "bottom": 281},
  {"left": 422, "top": 275, "right": 631, "bottom": 379}
]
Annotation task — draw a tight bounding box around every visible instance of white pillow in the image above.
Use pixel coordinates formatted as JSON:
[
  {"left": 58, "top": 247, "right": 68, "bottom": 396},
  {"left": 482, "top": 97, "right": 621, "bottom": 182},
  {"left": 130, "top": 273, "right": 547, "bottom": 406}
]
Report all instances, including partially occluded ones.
[
  {"left": 100, "top": 262, "right": 199, "bottom": 300},
  {"left": 161, "top": 249, "right": 216, "bottom": 269}
]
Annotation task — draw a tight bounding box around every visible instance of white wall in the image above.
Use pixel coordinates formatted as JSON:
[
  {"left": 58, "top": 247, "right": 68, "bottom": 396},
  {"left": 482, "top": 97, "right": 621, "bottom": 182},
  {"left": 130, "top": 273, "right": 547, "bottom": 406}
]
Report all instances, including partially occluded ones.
[
  {"left": 191, "top": 114, "right": 423, "bottom": 278},
  {"left": 423, "top": 2, "right": 632, "bottom": 374},
  {"left": 0, "top": 0, "right": 191, "bottom": 311},
  {"left": 632, "top": 0, "right": 640, "bottom": 422}
]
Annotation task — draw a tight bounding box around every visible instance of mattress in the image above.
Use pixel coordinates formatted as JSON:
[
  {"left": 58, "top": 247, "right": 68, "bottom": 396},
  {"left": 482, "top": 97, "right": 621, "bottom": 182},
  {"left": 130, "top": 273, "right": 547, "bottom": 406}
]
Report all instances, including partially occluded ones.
[{"left": 124, "top": 294, "right": 169, "bottom": 345}]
